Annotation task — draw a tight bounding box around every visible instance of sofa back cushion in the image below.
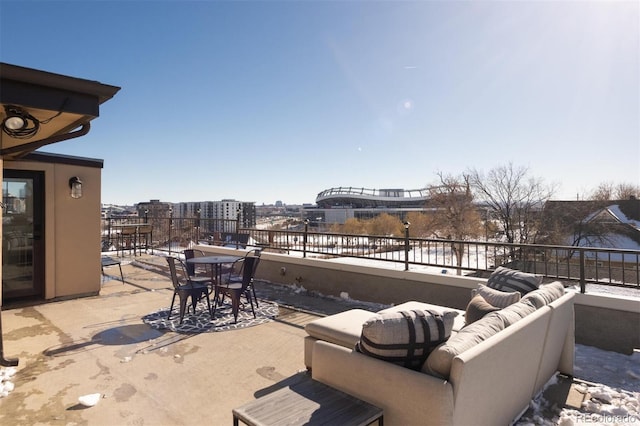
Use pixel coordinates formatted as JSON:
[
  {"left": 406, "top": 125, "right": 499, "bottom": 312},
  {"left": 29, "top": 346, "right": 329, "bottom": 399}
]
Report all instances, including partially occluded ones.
[
  {"left": 355, "top": 309, "right": 458, "bottom": 371},
  {"left": 423, "top": 311, "right": 505, "bottom": 378},
  {"left": 487, "top": 266, "right": 542, "bottom": 295},
  {"left": 520, "top": 282, "right": 566, "bottom": 308},
  {"left": 495, "top": 300, "right": 537, "bottom": 327}
]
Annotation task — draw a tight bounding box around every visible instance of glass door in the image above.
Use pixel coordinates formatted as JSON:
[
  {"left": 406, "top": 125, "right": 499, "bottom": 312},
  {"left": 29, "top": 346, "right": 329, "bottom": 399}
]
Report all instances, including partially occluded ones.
[{"left": 2, "top": 170, "right": 44, "bottom": 300}]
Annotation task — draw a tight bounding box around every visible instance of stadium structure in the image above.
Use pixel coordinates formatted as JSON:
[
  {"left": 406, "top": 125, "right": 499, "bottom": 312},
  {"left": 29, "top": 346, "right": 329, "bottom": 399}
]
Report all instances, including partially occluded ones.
[{"left": 304, "top": 187, "right": 432, "bottom": 225}]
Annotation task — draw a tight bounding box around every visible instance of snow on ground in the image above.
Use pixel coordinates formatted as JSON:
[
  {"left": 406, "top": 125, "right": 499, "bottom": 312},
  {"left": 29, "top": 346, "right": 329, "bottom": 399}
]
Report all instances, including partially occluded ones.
[
  {"left": 566, "top": 283, "right": 640, "bottom": 299},
  {"left": 0, "top": 367, "right": 16, "bottom": 398},
  {"left": 518, "top": 345, "right": 640, "bottom": 425},
  {"left": 573, "top": 345, "right": 640, "bottom": 394}
]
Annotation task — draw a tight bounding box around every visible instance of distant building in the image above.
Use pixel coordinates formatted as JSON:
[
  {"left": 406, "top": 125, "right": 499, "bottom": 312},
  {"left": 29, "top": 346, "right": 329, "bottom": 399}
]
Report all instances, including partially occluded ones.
[
  {"left": 175, "top": 200, "right": 256, "bottom": 228},
  {"left": 101, "top": 204, "right": 138, "bottom": 219},
  {"left": 135, "top": 199, "right": 171, "bottom": 219},
  {"left": 304, "top": 187, "right": 432, "bottom": 225},
  {"left": 543, "top": 198, "right": 640, "bottom": 250}
]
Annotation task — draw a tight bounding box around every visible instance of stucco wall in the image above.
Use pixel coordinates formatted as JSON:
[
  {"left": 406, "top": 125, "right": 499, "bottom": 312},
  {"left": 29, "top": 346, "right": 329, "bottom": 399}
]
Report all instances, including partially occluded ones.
[
  {"left": 4, "top": 159, "right": 102, "bottom": 300},
  {"left": 573, "top": 293, "right": 640, "bottom": 355},
  {"left": 0, "top": 160, "right": 3, "bottom": 306}
]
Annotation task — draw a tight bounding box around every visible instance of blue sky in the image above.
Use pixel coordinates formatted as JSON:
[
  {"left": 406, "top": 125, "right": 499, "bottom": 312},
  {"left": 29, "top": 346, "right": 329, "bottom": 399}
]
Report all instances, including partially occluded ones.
[{"left": 1, "top": 0, "right": 638, "bottom": 206}]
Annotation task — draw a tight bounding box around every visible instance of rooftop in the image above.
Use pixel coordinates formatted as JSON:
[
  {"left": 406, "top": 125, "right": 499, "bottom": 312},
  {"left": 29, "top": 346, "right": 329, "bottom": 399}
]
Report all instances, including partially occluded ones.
[{"left": 0, "top": 254, "right": 637, "bottom": 424}]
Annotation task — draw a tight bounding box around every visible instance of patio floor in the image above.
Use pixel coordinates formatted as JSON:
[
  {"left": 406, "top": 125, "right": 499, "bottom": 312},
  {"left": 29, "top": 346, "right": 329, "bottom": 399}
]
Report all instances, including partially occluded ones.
[
  {"left": 0, "top": 253, "right": 607, "bottom": 425},
  {"left": 0, "top": 254, "right": 331, "bottom": 425}
]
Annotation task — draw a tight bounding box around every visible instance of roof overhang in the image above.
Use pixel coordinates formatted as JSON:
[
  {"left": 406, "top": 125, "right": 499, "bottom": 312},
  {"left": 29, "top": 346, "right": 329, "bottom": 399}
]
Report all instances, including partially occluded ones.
[{"left": 0, "top": 63, "right": 120, "bottom": 159}]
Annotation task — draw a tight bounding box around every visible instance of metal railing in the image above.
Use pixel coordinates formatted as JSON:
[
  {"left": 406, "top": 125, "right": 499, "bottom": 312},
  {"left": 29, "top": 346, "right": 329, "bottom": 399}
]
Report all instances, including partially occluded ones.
[
  {"left": 101, "top": 217, "right": 640, "bottom": 292},
  {"left": 101, "top": 217, "right": 242, "bottom": 254}
]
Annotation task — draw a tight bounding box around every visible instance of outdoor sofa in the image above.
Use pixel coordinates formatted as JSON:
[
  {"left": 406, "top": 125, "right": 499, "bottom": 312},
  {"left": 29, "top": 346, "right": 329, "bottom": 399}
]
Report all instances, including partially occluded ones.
[{"left": 304, "top": 272, "right": 575, "bottom": 426}]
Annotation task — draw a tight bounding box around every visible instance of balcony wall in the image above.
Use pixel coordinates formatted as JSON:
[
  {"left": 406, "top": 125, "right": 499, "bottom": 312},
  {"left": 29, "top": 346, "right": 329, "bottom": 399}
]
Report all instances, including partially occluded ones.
[
  {"left": 196, "top": 245, "right": 640, "bottom": 355},
  {"left": 572, "top": 293, "right": 639, "bottom": 355},
  {"left": 5, "top": 157, "right": 102, "bottom": 301}
]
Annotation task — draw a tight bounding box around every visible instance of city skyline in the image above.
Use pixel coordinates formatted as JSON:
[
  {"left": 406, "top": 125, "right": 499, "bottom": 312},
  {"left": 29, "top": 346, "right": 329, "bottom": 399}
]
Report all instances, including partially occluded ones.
[{"left": 1, "top": 1, "right": 637, "bottom": 205}]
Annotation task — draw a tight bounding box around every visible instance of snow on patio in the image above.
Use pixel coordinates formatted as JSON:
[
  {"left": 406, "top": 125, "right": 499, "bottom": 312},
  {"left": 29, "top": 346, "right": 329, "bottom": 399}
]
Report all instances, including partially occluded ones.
[{"left": 518, "top": 345, "right": 639, "bottom": 425}]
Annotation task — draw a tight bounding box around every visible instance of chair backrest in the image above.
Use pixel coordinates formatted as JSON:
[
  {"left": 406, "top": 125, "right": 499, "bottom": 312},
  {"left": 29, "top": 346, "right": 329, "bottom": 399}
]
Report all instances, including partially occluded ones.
[
  {"left": 238, "top": 256, "right": 258, "bottom": 289},
  {"left": 222, "top": 249, "right": 262, "bottom": 287},
  {"left": 183, "top": 249, "right": 205, "bottom": 276},
  {"left": 166, "top": 257, "right": 188, "bottom": 289},
  {"left": 238, "top": 249, "right": 262, "bottom": 285},
  {"left": 245, "top": 249, "right": 261, "bottom": 280}
]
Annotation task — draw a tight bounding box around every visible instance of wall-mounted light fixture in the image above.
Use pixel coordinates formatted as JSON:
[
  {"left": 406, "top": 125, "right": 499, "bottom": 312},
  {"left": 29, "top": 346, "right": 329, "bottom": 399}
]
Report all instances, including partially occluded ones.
[
  {"left": 1, "top": 105, "right": 40, "bottom": 139},
  {"left": 69, "top": 176, "right": 83, "bottom": 199}
]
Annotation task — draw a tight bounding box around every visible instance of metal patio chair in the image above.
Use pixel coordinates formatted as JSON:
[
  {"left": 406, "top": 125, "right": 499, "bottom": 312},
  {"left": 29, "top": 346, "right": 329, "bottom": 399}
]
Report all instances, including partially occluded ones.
[
  {"left": 166, "top": 257, "right": 212, "bottom": 324},
  {"left": 227, "top": 249, "right": 262, "bottom": 308},
  {"left": 213, "top": 253, "right": 260, "bottom": 323},
  {"left": 183, "top": 248, "right": 213, "bottom": 286}
]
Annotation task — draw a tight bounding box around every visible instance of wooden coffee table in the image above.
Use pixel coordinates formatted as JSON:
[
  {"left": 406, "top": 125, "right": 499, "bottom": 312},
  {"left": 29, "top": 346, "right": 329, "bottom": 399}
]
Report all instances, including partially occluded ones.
[{"left": 233, "top": 378, "right": 383, "bottom": 426}]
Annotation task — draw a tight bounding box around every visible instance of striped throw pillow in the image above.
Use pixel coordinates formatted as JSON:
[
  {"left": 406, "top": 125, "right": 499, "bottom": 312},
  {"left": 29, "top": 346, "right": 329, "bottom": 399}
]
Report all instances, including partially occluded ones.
[
  {"left": 355, "top": 309, "right": 458, "bottom": 371},
  {"left": 487, "top": 266, "right": 542, "bottom": 295}
]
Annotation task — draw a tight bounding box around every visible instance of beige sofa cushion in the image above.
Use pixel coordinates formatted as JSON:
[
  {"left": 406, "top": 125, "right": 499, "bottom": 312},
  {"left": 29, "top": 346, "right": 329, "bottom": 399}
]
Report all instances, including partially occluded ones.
[
  {"left": 495, "top": 300, "right": 537, "bottom": 327},
  {"left": 474, "top": 284, "right": 521, "bottom": 308},
  {"left": 356, "top": 309, "right": 459, "bottom": 371},
  {"left": 521, "top": 282, "right": 565, "bottom": 308},
  {"left": 305, "top": 309, "right": 376, "bottom": 348},
  {"left": 423, "top": 311, "right": 505, "bottom": 378}
]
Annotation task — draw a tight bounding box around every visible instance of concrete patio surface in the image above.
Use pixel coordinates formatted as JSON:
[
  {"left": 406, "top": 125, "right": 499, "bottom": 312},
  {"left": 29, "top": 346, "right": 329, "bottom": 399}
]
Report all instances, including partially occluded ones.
[
  {"left": 0, "top": 254, "right": 328, "bottom": 425},
  {"left": 0, "top": 253, "right": 607, "bottom": 425}
]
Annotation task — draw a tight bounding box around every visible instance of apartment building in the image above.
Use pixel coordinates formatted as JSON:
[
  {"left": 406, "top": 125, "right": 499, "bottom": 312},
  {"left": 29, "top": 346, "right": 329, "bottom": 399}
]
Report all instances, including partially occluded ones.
[{"left": 172, "top": 200, "right": 256, "bottom": 228}]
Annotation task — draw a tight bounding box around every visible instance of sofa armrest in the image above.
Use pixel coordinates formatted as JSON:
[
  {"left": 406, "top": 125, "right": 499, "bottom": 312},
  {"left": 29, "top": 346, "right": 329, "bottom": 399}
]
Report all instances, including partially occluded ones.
[
  {"left": 312, "top": 340, "right": 454, "bottom": 426},
  {"left": 534, "top": 292, "right": 575, "bottom": 394},
  {"left": 449, "top": 307, "right": 552, "bottom": 426}
]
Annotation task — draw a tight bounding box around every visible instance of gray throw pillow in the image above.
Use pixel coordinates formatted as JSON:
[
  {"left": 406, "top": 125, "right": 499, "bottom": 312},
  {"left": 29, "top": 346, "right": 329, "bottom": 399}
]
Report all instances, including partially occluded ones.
[
  {"left": 474, "top": 284, "right": 521, "bottom": 308},
  {"left": 487, "top": 266, "right": 542, "bottom": 295},
  {"left": 465, "top": 294, "right": 501, "bottom": 325}
]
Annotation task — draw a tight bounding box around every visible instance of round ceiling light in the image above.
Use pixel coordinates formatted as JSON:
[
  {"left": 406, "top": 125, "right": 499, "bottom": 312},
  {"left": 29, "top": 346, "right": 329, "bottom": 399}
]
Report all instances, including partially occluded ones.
[
  {"left": 3, "top": 116, "right": 27, "bottom": 130},
  {"left": 1, "top": 106, "right": 39, "bottom": 139}
]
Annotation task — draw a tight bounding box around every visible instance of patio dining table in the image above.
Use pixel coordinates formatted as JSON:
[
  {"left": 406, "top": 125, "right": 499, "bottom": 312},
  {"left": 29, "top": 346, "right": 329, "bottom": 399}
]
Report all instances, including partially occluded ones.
[{"left": 186, "top": 255, "right": 242, "bottom": 286}]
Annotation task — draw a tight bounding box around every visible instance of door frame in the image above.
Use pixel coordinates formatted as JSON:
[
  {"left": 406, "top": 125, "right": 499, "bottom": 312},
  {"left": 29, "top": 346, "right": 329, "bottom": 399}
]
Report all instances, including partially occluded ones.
[{"left": 2, "top": 169, "right": 45, "bottom": 300}]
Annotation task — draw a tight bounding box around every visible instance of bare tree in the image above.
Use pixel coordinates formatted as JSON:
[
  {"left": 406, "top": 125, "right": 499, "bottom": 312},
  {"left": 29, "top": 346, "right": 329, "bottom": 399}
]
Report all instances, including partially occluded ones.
[
  {"left": 428, "top": 172, "right": 482, "bottom": 273},
  {"left": 590, "top": 182, "right": 615, "bottom": 201},
  {"left": 615, "top": 183, "right": 640, "bottom": 200},
  {"left": 591, "top": 181, "right": 640, "bottom": 201},
  {"left": 404, "top": 211, "right": 436, "bottom": 238},
  {"left": 468, "top": 163, "right": 556, "bottom": 244},
  {"left": 428, "top": 172, "right": 482, "bottom": 240}
]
